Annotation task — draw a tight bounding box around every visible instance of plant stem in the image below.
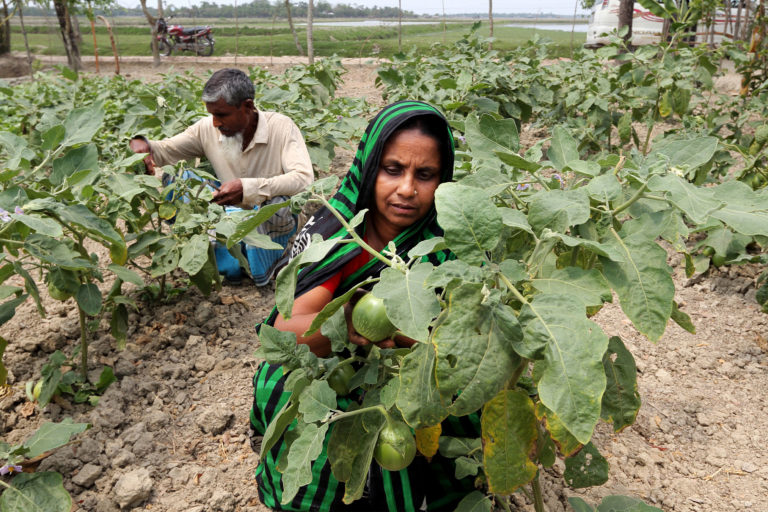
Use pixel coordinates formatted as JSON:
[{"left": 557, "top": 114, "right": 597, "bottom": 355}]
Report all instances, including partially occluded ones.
[
  {"left": 496, "top": 495, "right": 513, "bottom": 512},
  {"left": 500, "top": 273, "right": 528, "bottom": 306},
  {"left": 613, "top": 181, "right": 649, "bottom": 215},
  {"left": 531, "top": 471, "right": 546, "bottom": 512},
  {"left": 507, "top": 358, "right": 530, "bottom": 389},
  {"left": 318, "top": 196, "right": 394, "bottom": 268},
  {"left": 78, "top": 306, "right": 88, "bottom": 382},
  {"left": 208, "top": 242, "right": 222, "bottom": 291},
  {"left": 327, "top": 404, "right": 388, "bottom": 425}
]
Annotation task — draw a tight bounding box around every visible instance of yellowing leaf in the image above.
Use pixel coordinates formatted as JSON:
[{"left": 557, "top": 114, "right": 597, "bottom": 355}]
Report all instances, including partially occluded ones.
[
  {"left": 481, "top": 389, "right": 538, "bottom": 494},
  {"left": 415, "top": 424, "right": 441, "bottom": 459}
]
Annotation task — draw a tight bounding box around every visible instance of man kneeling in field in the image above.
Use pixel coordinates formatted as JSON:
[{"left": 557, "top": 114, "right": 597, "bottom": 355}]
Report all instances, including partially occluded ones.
[{"left": 129, "top": 68, "right": 314, "bottom": 285}]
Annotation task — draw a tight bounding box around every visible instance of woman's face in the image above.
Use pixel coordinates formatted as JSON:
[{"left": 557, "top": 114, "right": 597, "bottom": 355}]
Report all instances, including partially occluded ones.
[{"left": 373, "top": 127, "right": 442, "bottom": 234}]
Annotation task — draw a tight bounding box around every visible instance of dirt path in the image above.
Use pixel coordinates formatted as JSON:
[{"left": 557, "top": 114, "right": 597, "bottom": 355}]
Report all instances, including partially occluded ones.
[{"left": 1, "top": 60, "right": 766, "bottom": 512}]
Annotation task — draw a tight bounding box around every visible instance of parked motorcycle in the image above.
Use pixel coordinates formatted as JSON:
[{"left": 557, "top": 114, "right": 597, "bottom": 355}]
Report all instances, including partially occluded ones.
[{"left": 153, "top": 16, "right": 214, "bottom": 57}]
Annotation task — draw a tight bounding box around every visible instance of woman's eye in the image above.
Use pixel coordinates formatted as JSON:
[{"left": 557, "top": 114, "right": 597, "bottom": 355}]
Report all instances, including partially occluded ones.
[
  {"left": 383, "top": 167, "right": 401, "bottom": 175},
  {"left": 417, "top": 171, "right": 437, "bottom": 181}
]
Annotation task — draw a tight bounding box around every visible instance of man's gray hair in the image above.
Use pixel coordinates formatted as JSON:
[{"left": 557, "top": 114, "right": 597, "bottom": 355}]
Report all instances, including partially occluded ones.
[{"left": 202, "top": 68, "right": 254, "bottom": 106}]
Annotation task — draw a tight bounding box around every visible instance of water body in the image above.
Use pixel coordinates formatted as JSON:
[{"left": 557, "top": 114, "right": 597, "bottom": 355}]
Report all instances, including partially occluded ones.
[
  {"left": 504, "top": 22, "right": 588, "bottom": 32},
  {"left": 297, "top": 20, "right": 444, "bottom": 27}
]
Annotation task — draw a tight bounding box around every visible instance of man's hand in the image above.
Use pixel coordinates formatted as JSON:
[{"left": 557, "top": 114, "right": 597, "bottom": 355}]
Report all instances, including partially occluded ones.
[
  {"left": 128, "top": 137, "right": 157, "bottom": 175},
  {"left": 212, "top": 179, "right": 244, "bottom": 206}
]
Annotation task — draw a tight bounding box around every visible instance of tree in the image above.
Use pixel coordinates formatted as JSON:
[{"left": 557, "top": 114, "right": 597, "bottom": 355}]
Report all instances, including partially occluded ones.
[
  {"left": 306, "top": 0, "right": 314, "bottom": 65},
  {"left": 1, "top": 0, "right": 10, "bottom": 55},
  {"left": 489, "top": 0, "right": 493, "bottom": 50},
  {"left": 285, "top": 0, "right": 303, "bottom": 56},
  {"left": 53, "top": 0, "right": 81, "bottom": 70},
  {"left": 618, "top": 0, "right": 634, "bottom": 45},
  {"left": 139, "top": 0, "right": 163, "bottom": 67}
]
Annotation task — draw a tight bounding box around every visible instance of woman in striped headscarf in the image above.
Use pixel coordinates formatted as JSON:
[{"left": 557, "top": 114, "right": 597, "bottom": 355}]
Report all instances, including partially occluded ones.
[{"left": 251, "top": 101, "right": 476, "bottom": 511}]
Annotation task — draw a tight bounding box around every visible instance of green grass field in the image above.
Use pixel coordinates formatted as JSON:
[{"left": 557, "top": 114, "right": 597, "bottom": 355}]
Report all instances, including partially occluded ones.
[{"left": 10, "top": 19, "right": 585, "bottom": 60}]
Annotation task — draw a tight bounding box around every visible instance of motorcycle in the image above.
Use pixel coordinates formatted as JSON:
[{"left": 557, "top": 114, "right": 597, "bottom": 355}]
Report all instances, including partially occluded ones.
[{"left": 153, "top": 16, "right": 215, "bottom": 57}]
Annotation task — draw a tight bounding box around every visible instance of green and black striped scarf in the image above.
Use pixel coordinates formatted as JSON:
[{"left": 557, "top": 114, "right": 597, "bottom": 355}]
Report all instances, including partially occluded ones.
[{"left": 285, "top": 100, "right": 455, "bottom": 302}]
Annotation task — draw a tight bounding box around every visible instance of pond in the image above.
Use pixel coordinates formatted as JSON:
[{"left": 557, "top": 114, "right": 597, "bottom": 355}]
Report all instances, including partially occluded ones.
[{"left": 504, "top": 22, "right": 589, "bottom": 32}]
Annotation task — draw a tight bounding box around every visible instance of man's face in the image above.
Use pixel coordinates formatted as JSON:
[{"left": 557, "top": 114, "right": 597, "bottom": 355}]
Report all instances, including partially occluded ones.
[{"left": 205, "top": 98, "right": 253, "bottom": 137}]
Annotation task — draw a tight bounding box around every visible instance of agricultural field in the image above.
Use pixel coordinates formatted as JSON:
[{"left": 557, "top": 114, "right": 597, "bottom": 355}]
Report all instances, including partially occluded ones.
[
  {"left": 1, "top": 23, "right": 768, "bottom": 512},
  {"left": 8, "top": 17, "right": 582, "bottom": 59}
]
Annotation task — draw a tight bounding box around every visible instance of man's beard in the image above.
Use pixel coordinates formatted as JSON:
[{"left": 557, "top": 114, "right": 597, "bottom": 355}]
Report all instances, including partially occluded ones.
[{"left": 220, "top": 131, "right": 244, "bottom": 168}]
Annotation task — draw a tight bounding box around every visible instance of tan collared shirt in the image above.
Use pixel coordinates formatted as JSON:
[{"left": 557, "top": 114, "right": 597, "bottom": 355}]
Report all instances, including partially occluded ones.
[{"left": 147, "top": 110, "right": 313, "bottom": 208}]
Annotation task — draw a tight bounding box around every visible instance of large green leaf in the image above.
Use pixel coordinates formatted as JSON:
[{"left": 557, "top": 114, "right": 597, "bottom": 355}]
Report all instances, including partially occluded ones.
[
  {"left": 297, "top": 380, "right": 336, "bottom": 423},
  {"left": 527, "top": 189, "right": 590, "bottom": 235},
  {"left": 52, "top": 203, "right": 123, "bottom": 247},
  {"left": 260, "top": 373, "right": 309, "bottom": 458},
  {"left": 0, "top": 295, "right": 28, "bottom": 327},
  {"left": 564, "top": 442, "right": 609, "bottom": 488},
  {"left": 600, "top": 234, "right": 674, "bottom": 342},
  {"left": 23, "top": 419, "right": 90, "bottom": 458},
  {"left": 150, "top": 238, "right": 179, "bottom": 278},
  {"left": 178, "top": 234, "right": 210, "bottom": 276},
  {"left": 23, "top": 234, "right": 93, "bottom": 270},
  {"left": 75, "top": 283, "right": 102, "bottom": 316},
  {"left": 481, "top": 389, "right": 538, "bottom": 493},
  {"left": 433, "top": 284, "right": 522, "bottom": 416},
  {"left": 596, "top": 495, "right": 663, "bottom": 511},
  {"left": 275, "top": 236, "right": 338, "bottom": 319},
  {"left": 521, "top": 294, "right": 608, "bottom": 443},
  {"left": 601, "top": 336, "right": 641, "bottom": 432},
  {"left": 531, "top": 267, "right": 612, "bottom": 308},
  {"left": 107, "top": 264, "right": 144, "bottom": 287},
  {"left": 547, "top": 126, "right": 580, "bottom": 171},
  {"left": 453, "top": 491, "right": 493, "bottom": 512},
  {"left": 226, "top": 199, "right": 290, "bottom": 248},
  {"left": 647, "top": 174, "right": 722, "bottom": 225},
  {"left": 327, "top": 403, "right": 385, "bottom": 504},
  {"left": 649, "top": 136, "right": 718, "bottom": 171},
  {"left": 0, "top": 472, "right": 71, "bottom": 512},
  {"left": 280, "top": 422, "right": 329, "bottom": 504},
  {"left": 0, "top": 132, "right": 35, "bottom": 170},
  {"left": 435, "top": 183, "right": 502, "bottom": 265},
  {"left": 542, "top": 231, "right": 625, "bottom": 262},
  {"left": 61, "top": 105, "right": 105, "bottom": 147},
  {"left": 373, "top": 263, "right": 439, "bottom": 342},
  {"left": 255, "top": 324, "right": 318, "bottom": 372},
  {"left": 465, "top": 113, "right": 519, "bottom": 159},
  {"left": 11, "top": 214, "right": 63, "bottom": 238},
  {"left": 709, "top": 181, "right": 768, "bottom": 236},
  {"left": 51, "top": 145, "right": 99, "bottom": 186},
  {"left": 396, "top": 342, "right": 449, "bottom": 429}
]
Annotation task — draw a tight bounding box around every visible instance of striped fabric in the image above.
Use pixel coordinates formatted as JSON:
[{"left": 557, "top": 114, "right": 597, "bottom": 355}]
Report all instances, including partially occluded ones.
[{"left": 251, "top": 102, "right": 478, "bottom": 512}]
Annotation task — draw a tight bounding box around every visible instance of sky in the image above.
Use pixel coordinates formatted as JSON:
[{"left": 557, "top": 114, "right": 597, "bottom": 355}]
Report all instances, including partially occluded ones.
[{"left": 118, "top": 0, "right": 590, "bottom": 17}]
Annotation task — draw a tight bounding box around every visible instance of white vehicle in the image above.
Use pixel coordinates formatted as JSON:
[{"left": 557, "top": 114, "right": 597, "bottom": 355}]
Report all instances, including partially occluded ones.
[{"left": 585, "top": 0, "right": 741, "bottom": 47}]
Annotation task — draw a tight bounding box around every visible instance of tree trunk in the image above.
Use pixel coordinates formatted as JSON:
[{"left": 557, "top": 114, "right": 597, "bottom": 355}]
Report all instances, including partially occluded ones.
[
  {"left": 618, "top": 0, "right": 634, "bottom": 47},
  {"left": 17, "top": 0, "right": 34, "bottom": 78},
  {"left": 398, "top": 0, "right": 402, "bottom": 53},
  {"left": 489, "top": 0, "right": 493, "bottom": 50},
  {"left": 285, "top": 0, "right": 303, "bottom": 56},
  {"left": 54, "top": 0, "right": 81, "bottom": 70},
  {"left": 139, "top": 0, "right": 161, "bottom": 67},
  {"left": 306, "top": 0, "right": 314, "bottom": 65},
  {"left": 71, "top": 11, "right": 82, "bottom": 45},
  {"left": 1, "top": 0, "right": 11, "bottom": 55}
]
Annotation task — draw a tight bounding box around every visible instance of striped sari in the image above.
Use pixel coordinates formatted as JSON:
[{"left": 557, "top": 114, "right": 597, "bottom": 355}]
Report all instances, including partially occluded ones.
[{"left": 250, "top": 101, "right": 478, "bottom": 512}]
